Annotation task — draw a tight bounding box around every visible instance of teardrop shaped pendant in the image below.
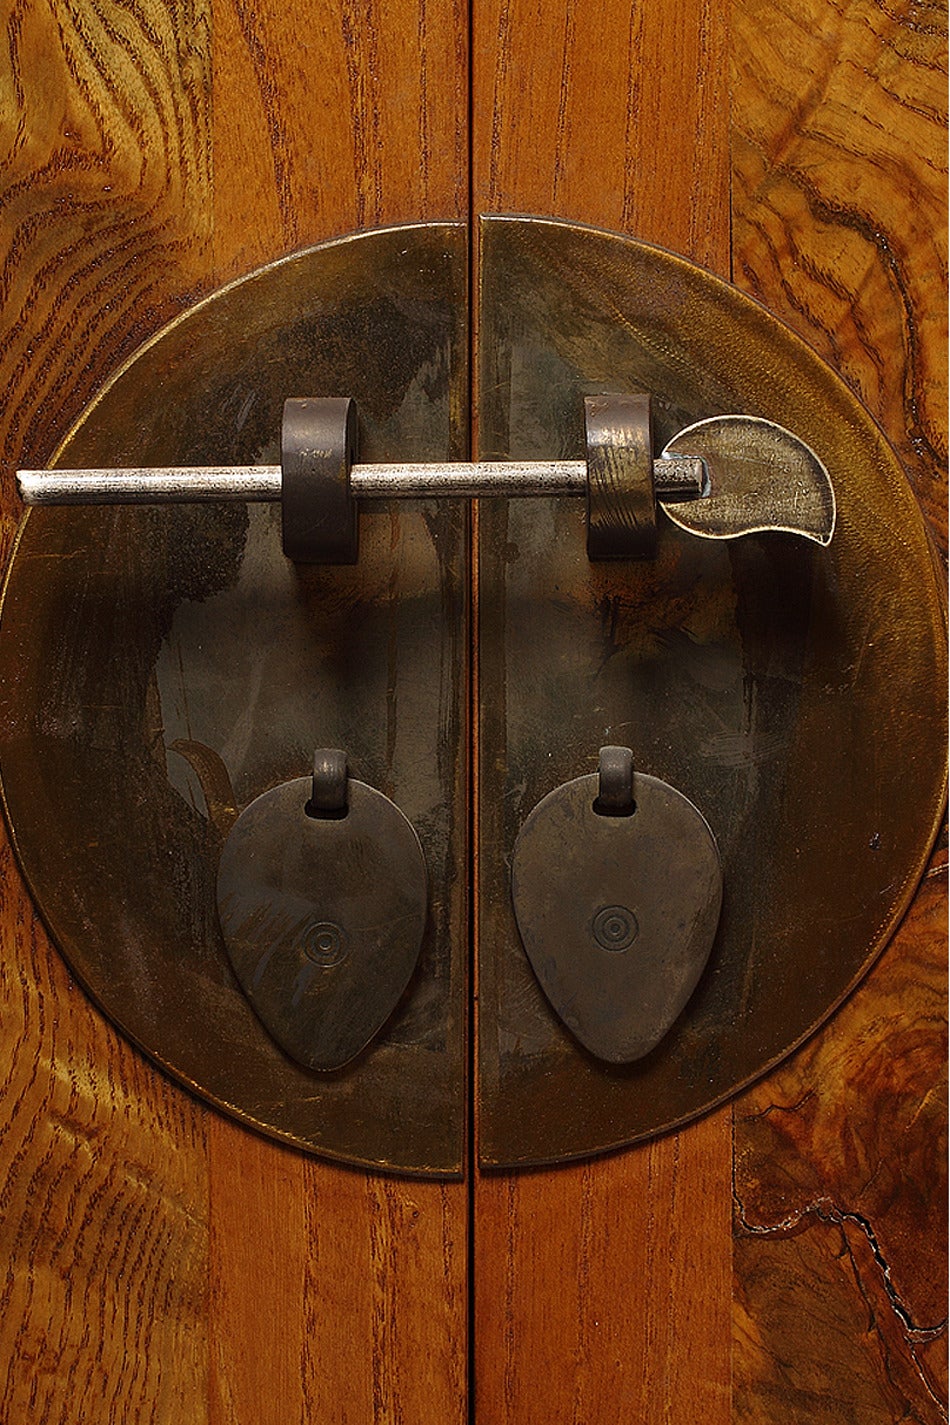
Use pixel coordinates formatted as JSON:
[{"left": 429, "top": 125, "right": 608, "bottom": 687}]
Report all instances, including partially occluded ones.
[
  {"left": 511, "top": 747, "right": 722, "bottom": 1063},
  {"left": 216, "top": 750, "right": 427, "bottom": 1072}
]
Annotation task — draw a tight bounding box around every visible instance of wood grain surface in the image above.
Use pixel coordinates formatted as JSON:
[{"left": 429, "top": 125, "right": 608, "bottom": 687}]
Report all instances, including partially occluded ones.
[
  {"left": 730, "top": 0, "right": 948, "bottom": 545},
  {"left": 729, "top": 0, "right": 947, "bottom": 1416},
  {"left": 0, "top": 0, "right": 213, "bottom": 528},
  {"left": 211, "top": 0, "right": 467, "bottom": 273},
  {"left": 732, "top": 868, "right": 947, "bottom": 1424},
  {"left": 1, "top": 3, "right": 214, "bottom": 1418},
  {"left": 0, "top": 0, "right": 469, "bottom": 1421},
  {"left": 472, "top": 1, "right": 736, "bottom": 1420},
  {"left": 0, "top": 0, "right": 945, "bottom": 1419},
  {"left": 473, "top": 1114, "right": 733, "bottom": 1423}
]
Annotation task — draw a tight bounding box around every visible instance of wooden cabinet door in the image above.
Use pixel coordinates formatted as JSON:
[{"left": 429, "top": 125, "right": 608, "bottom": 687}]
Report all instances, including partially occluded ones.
[
  {"left": 0, "top": 1, "right": 944, "bottom": 1420},
  {"left": 0, "top": 5, "right": 470, "bottom": 1420},
  {"left": 470, "top": 6, "right": 946, "bottom": 1422}
]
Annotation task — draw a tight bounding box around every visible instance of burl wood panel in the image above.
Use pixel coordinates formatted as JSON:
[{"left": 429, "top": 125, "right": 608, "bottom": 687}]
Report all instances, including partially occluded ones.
[
  {"left": 730, "top": 0, "right": 948, "bottom": 543},
  {"left": 729, "top": 0, "right": 948, "bottom": 1415},
  {"left": 0, "top": 0, "right": 470, "bottom": 1420},
  {"left": 471, "top": 1, "right": 735, "bottom": 1420},
  {"left": 732, "top": 869, "right": 947, "bottom": 1425}
]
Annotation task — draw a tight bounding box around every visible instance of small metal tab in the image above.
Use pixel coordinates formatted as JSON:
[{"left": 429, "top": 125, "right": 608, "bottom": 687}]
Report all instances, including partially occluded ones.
[
  {"left": 308, "top": 748, "right": 348, "bottom": 816},
  {"left": 593, "top": 745, "right": 636, "bottom": 816},
  {"left": 511, "top": 748, "right": 723, "bottom": 1064},
  {"left": 216, "top": 753, "right": 428, "bottom": 1072}
]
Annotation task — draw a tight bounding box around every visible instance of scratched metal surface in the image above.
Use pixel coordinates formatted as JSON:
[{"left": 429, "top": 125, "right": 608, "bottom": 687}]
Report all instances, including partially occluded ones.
[
  {"left": 476, "top": 217, "right": 947, "bottom": 1168},
  {"left": 0, "top": 223, "right": 470, "bottom": 1177}
]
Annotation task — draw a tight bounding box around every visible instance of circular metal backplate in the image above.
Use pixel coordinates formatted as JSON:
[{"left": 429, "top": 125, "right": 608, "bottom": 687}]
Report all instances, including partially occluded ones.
[{"left": 0, "top": 216, "right": 945, "bottom": 1174}]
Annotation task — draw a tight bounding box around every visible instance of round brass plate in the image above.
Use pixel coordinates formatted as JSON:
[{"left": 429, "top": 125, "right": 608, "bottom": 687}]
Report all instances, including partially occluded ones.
[{"left": 0, "top": 216, "right": 945, "bottom": 1175}]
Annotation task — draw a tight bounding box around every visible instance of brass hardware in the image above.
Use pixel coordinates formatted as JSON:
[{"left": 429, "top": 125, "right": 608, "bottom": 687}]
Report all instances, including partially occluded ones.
[
  {"left": 475, "top": 215, "right": 946, "bottom": 1169},
  {"left": 0, "top": 216, "right": 943, "bottom": 1175},
  {"left": 19, "top": 398, "right": 834, "bottom": 563},
  {"left": 584, "top": 393, "right": 660, "bottom": 558},
  {"left": 281, "top": 397, "right": 360, "bottom": 564},
  {"left": 217, "top": 750, "right": 428, "bottom": 1072},
  {"left": 511, "top": 746, "right": 722, "bottom": 1062},
  {"left": 0, "top": 222, "right": 470, "bottom": 1178},
  {"left": 662, "top": 413, "right": 837, "bottom": 544}
]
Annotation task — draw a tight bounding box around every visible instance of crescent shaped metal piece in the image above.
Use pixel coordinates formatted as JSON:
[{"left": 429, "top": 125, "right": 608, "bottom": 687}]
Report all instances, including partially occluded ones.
[{"left": 659, "top": 414, "right": 836, "bottom": 546}]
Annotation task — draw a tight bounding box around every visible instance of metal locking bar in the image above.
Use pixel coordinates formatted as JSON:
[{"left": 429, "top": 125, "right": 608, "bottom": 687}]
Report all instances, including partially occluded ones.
[
  {"left": 16, "top": 457, "right": 700, "bottom": 504},
  {"left": 17, "top": 393, "right": 835, "bottom": 562}
]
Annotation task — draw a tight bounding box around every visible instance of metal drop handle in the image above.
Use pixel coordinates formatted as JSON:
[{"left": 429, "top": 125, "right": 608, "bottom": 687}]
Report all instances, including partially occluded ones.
[{"left": 18, "top": 393, "right": 835, "bottom": 563}]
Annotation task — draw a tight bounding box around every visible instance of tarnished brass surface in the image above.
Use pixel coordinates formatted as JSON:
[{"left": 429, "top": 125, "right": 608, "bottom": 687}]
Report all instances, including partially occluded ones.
[
  {"left": 2, "top": 214, "right": 945, "bottom": 1175},
  {"left": 0, "top": 223, "right": 469, "bottom": 1176},
  {"left": 584, "top": 393, "right": 657, "bottom": 559},
  {"left": 216, "top": 766, "right": 429, "bottom": 1072},
  {"left": 476, "top": 215, "right": 947, "bottom": 1168},
  {"left": 511, "top": 756, "right": 723, "bottom": 1063},
  {"left": 661, "top": 414, "right": 835, "bottom": 545}
]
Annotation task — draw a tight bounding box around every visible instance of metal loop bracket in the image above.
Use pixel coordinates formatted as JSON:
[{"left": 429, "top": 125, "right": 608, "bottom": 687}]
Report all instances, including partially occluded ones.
[{"left": 593, "top": 746, "right": 637, "bottom": 816}]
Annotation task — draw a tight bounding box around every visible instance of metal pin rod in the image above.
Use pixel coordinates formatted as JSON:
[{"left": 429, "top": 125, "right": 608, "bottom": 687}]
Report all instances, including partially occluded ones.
[
  {"left": 17, "top": 456, "right": 705, "bottom": 507},
  {"left": 18, "top": 466, "right": 284, "bottom": 506}
]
